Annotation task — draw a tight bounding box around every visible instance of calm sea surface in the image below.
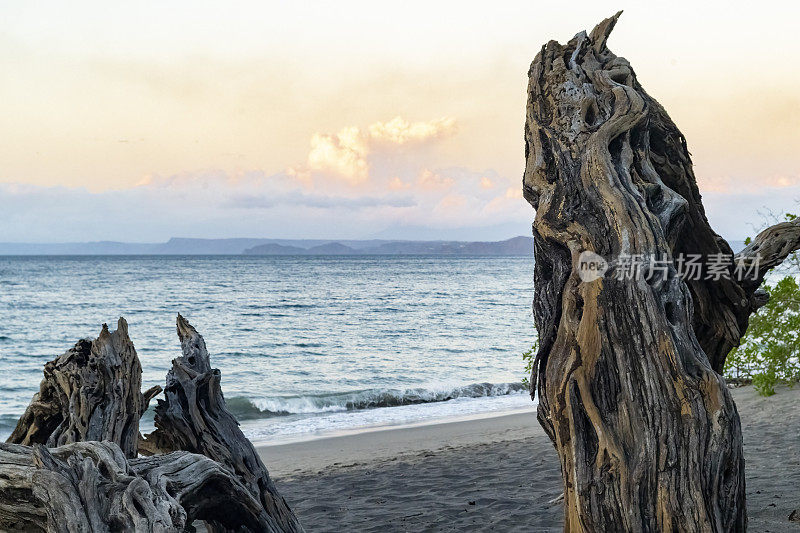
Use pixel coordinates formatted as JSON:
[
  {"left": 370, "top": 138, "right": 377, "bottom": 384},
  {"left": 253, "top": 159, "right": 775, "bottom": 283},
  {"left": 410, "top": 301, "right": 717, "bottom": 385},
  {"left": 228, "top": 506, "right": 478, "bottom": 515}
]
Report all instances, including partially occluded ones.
[{"left": 0, "top": 256, "right": 536, "bottom": 442}]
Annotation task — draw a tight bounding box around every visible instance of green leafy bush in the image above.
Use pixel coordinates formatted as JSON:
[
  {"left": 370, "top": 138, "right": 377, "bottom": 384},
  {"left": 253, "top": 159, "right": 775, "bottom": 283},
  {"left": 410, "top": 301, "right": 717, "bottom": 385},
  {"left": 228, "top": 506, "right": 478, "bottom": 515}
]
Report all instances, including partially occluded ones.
[
  {"left": 521, "top": 340, "right": 539, "bottom": 389},
  {"left": 725, "top": 276, "right": 800, "bottom": 396}
]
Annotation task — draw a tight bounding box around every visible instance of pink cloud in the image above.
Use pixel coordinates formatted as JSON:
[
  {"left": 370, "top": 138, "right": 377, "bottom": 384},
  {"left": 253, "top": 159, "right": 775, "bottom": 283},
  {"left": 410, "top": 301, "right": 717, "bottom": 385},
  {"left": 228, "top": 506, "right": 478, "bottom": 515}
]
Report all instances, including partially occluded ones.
[
  {"left": 388, "top": 177, "right": 411, "bottom": 190},
  {"left": 698, "top": 174, "right": 800, "bottom": 193},
  {"left": 417, "top": 169, "right": 454, "bottom": 190}
]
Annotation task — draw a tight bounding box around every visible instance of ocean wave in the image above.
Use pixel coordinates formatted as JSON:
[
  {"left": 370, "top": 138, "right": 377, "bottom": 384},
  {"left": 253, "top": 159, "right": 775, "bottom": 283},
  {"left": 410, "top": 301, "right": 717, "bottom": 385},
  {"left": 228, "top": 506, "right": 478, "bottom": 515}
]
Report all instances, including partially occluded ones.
[
  {"left": 226, "top": 382, "right": 526, "bottom": 421},
  {"left": 0, "top": 383, "right": 530, "bottom": 442},
  {"left": 0, "top": 413, "right": 20, "bottom": 435}
]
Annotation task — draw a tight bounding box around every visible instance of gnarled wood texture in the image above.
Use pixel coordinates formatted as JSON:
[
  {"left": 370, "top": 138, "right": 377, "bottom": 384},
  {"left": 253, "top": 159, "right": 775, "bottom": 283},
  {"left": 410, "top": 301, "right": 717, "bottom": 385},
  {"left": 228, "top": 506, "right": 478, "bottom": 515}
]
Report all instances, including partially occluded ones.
[
  {"left": 0, "top": 441, "right": 275, "bottom": 532},
  {"left": 7, "top": 318, "right": 159, "bottom": 458},
  {"left": 142, "top": 315, "right": 304, "bottom": 533},
  {"left": 3, "top": 316, "right": 303, "bottom": 532},
  {"left": 524, "top": 13, "right": 750, "bottom": 530}
]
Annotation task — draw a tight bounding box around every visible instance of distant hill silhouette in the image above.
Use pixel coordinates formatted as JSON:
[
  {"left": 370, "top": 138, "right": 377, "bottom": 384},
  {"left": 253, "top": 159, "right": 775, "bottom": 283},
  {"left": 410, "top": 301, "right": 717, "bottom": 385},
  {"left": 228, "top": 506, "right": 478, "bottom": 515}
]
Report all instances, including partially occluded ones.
[
  {"left": 244, "top": 236, "right": 533, "bottom": 256},
  {"left": 0, "top": 237, "right": 746, "bottom": 256}
]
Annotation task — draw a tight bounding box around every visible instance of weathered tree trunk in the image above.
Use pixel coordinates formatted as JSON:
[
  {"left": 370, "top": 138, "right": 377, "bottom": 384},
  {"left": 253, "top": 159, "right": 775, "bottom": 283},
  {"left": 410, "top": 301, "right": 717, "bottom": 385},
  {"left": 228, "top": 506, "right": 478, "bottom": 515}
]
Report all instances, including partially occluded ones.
[
  {"left": 7, "top": 318, "right": 160, "bottom": 458},
  {"left": 520, "top": 12, "right": 800, "bottom": 531},
  {"left": 141, "top": 315, "right": 304, "bottom": 533},
  {"left": 0, "top": 441, "right": 275, "bottom": 532}
]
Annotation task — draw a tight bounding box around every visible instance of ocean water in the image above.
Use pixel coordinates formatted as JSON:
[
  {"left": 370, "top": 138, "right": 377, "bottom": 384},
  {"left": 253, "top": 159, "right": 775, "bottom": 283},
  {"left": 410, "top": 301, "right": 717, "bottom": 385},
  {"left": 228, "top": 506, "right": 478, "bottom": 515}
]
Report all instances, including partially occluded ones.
[{"left": 0, "top": 255, "right": 536, "bottom": 443}]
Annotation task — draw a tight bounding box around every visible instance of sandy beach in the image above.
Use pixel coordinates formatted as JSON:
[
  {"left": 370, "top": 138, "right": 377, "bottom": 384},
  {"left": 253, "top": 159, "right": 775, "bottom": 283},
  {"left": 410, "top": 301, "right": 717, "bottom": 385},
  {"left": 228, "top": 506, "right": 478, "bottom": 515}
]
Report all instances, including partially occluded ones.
[{"left": 260, "top": 385, "right": 800, "bottom": 532}]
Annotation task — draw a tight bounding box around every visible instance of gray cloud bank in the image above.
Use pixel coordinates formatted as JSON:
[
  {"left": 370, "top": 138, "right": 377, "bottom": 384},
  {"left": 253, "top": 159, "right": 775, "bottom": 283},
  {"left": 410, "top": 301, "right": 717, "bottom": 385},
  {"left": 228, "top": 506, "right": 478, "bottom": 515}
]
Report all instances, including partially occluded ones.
[{"left": 0, "top": 173, "right": 796, "bottom": 244}]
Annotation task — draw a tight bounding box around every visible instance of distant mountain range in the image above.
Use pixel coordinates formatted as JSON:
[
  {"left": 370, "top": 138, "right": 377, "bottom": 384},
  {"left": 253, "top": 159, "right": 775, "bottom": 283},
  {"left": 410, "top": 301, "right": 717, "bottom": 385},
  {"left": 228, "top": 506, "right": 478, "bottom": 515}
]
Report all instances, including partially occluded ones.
[
  {"left": 0, "top": 236, "right": 534, "bottom": 256},
  {"left": 0, "top": 236, "right": 746, "bottom": 256},
  {"left": 243, "top": 236, "right": 534, "bottom": 256}
]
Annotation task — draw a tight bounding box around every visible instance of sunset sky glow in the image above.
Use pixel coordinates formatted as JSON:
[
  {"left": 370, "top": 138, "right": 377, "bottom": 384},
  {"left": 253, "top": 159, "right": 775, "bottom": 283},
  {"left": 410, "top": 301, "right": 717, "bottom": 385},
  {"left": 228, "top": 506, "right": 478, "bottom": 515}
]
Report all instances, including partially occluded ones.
[{"left": 2, "top": 1, "right": 799, "bottom": 241}]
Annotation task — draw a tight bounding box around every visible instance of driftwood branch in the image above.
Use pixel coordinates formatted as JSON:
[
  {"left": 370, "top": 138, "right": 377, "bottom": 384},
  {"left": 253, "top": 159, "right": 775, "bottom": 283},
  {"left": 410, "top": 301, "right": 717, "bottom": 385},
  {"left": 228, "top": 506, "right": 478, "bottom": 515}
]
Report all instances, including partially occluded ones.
[
  {"left": 685, "top": 215, "right": 800, "bottom": 372},
  {"left": 525, "top": 12, "right": 747, "bottom": 530},
  {"left": 735, "top": 217, "right": 800, "bottom": 293},
  {"left": 141, "top": 314, "right": 304, "bottom": 532},
  {"left": 7, "top": 318, "right": 158, "bottom": 458}
]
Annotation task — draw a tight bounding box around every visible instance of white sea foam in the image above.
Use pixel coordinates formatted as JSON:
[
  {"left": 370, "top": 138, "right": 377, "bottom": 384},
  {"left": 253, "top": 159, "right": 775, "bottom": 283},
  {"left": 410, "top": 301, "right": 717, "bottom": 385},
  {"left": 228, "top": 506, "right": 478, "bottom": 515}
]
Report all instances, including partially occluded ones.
[{"left": 241, "top": 388, "right": 535, "bottom": 444}]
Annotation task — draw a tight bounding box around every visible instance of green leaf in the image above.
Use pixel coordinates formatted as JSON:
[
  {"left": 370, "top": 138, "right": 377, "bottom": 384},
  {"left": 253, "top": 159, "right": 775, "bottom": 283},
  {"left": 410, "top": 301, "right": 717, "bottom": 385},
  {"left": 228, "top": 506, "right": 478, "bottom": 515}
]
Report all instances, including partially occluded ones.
[{"left": 521, "top": 340, "right": 539, "bottom": 389}]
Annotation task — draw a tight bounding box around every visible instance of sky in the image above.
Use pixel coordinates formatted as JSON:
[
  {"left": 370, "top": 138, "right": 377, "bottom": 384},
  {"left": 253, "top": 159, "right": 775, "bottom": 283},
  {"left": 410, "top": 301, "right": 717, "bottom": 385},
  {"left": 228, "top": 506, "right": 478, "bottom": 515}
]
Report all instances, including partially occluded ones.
[{"left": 1, "top": 1, "right": 799, "bottom": 242}]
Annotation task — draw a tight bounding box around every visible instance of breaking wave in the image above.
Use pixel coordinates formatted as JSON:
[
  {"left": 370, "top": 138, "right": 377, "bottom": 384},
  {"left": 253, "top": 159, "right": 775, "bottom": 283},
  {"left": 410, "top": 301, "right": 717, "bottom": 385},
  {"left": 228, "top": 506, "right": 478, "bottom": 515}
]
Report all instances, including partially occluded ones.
[{"left": 226, "top": 382, "right": 527, "bottom": 421}]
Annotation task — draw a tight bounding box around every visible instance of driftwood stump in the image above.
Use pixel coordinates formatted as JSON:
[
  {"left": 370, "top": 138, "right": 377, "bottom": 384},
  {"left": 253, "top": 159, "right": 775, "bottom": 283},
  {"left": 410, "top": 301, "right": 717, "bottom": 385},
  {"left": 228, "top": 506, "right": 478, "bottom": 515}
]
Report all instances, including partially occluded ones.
[
  {"left": 142, "top": 315, "right": 303, "bottom": 533},
  {"left": 7, "top": 318, "right": 160, "bottom": 458},
  {"left": 524, "top": 13, "right": 800, "bottom": 531},
  {"left": 3, "top": 316, "right": 303, "bottom": 532}
]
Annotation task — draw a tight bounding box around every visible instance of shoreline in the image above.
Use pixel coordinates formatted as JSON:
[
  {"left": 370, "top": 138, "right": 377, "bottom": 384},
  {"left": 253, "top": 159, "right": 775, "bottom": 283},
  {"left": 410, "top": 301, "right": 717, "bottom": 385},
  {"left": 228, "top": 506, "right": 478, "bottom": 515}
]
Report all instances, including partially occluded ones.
[
  {"left": 251, "top": 401, "right": 536, "bottom": 449},
  {"left": 264, "top": 385, "right": 800, "bottom": 531},
  {"left": 257, "top": 406, "right": 539, "bottom": 478}
]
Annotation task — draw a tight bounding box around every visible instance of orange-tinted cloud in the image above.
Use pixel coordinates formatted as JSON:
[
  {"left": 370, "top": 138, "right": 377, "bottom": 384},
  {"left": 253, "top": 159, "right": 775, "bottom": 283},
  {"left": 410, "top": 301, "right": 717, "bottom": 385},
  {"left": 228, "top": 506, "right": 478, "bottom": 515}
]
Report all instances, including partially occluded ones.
[
  {"left": 291, "top": 116, "right": 457, "bottom": 187},
  {"left": 305, "top": 127, "right": 369, "bottom": 185},
  {"left": 368, "top": 116, "right": 456, "bottom": 145}
]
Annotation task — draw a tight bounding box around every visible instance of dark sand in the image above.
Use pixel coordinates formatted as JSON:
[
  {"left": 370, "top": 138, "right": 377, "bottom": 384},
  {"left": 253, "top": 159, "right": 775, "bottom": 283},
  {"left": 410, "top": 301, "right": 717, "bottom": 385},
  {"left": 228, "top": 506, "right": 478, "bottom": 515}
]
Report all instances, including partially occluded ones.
[{"left": 259, "top": 386, "right": 800, "bottom": 532}]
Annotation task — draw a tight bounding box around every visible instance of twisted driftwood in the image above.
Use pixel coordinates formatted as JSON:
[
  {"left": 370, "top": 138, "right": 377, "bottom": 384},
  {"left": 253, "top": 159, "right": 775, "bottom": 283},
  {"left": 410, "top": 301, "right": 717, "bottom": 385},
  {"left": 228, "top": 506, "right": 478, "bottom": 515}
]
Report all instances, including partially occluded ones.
[
  {"left": 0, "top": 441, "right": 272, "bottom": 532},
  {"left": 524, "top": 12, "right": 800, "bottom": 531},
  {"left": 7, "top": 318, "right": 160, "bottom": 458},
  {"left": 3, "top": 317, "right": 303, "bottom": 532},
  {"left": 141, "top": 315, "right": 303, "bottom": 533}
]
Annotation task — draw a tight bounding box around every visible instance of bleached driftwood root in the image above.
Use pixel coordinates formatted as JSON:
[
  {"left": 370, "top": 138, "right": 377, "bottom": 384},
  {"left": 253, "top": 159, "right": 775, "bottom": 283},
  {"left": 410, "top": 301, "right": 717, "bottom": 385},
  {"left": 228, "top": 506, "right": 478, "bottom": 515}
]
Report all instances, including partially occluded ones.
[
  {"left": 0, "top": 441, "right": 275, "bottom": 532},
  {"left": 3, "top": 317, "right": 303, "bottom": 532},
  {"left": 7, "top": 318, "right": 160, "bottom": 458},
  {"left": 141, "top": 315, "right": 303, "bottom": 532}
]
